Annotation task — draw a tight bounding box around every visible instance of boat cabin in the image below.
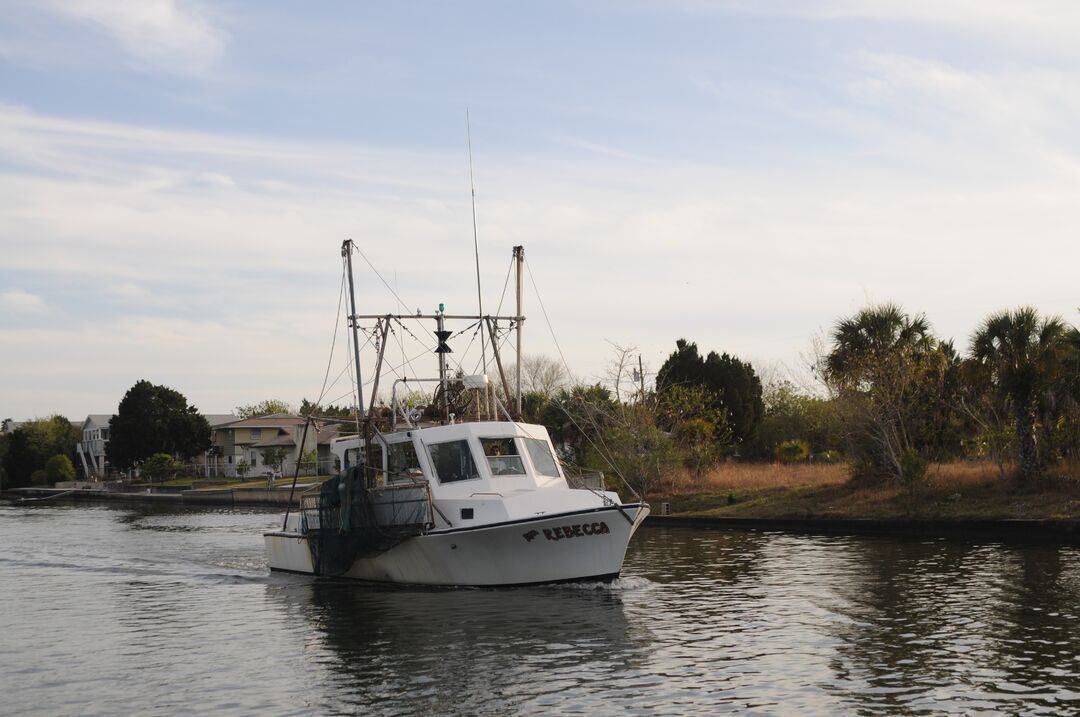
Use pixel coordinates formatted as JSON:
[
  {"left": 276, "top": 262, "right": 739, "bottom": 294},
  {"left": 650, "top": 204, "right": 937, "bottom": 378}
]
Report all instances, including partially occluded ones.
[{"left": 331, "top": 421, "right": 569, "bottom": 498}]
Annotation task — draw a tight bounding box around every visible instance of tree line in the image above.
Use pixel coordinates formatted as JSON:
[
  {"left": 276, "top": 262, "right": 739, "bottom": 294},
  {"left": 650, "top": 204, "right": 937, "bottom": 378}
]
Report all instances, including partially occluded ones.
[
  {"left": 3, "top": 303, "right": 1077, "bottom": 494},
  {"left": 517, "top": 304, "right": 1080, "bottom": 496},
  {"left": 0, "top": 382, "right": 359, "bottom": 487}
]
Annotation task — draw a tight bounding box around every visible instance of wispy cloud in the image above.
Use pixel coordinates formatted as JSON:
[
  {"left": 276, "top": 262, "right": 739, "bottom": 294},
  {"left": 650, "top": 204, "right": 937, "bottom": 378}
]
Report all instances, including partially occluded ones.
[
  {"left": 0, "top": 289, "right": 50, "bottom": 316},
  {"left": 5, "top": 0, "right": 1080, "bottom": 422},
  {"left": 660, "top": 0, "right": 1080, "bottom": 48},
  {"left": 39, "top": 0, "right": 227, "bottom": 75}
]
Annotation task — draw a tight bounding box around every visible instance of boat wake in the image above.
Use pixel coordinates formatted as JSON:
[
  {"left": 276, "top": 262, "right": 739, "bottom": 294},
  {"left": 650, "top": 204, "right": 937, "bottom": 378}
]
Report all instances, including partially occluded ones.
[{"left": 551, "top": 574, "right": 655, "bottom": 592}]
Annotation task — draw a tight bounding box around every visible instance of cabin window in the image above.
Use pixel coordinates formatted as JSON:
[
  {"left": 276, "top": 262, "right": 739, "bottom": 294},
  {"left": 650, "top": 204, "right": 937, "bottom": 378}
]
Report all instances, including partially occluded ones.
[
  {"left": 250, "top": 428, "right": 262, "bottom": 439},
  {"left": 426, "top": 440, "right": 479, "bottom": 484},
  {"left": 524, "top": 438, "right": 561, "bottom": 477},
  {"left": 387, "top": 441, "right": 422, "bottom": 482},
  {"left": 480, "top": 437, "right": 526, "bottom": 476}
]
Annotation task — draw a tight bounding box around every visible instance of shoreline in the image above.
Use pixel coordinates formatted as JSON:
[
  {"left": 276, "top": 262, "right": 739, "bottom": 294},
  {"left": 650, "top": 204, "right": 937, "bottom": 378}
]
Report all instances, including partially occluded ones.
[
  {"left": 7, "top": 486, "right": 1080, "bottom": 543},
  {"left": 2, "top": 486, "right": 301, "bottom": 508},
  {"left": 646, "top": 514, "right": 1080, "bottom": 544}
]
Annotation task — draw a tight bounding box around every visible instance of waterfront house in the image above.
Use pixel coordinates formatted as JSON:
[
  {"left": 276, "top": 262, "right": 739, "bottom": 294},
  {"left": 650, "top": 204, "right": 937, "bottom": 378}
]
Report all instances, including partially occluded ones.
[
  {"left": 77, "top": 412, "right": 237, "bottom": 479},
  {"left": 210, "top": 413, "right": 337, "bottom": 478},
  {"left": 77, "top": 415, "right": 112, "bottom": 478}
]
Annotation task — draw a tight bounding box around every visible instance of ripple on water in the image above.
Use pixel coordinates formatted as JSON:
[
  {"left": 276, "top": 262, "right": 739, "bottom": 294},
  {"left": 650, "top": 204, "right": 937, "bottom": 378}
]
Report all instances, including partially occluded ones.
[{"left": 4, "top": 505, "right": 1080, "bottom": 715}]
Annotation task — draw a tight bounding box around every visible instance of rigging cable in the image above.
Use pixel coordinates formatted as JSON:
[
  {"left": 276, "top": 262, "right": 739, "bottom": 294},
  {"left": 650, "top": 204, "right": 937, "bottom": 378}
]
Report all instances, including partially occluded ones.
[
  {"left": 524, "top": 260, "right": 642, "bottom": 501},
  {"left": 466, "top": 109, "right": 488, "bottom": 375},
  {"left": 354, "top": 246, "right": 414, "bottom": 314},
  {"left": 285, "top": 260, "right": 348, "bottom": 530},
  {"left": 314, "top": 266, "right": 348, "bottom": 409}
]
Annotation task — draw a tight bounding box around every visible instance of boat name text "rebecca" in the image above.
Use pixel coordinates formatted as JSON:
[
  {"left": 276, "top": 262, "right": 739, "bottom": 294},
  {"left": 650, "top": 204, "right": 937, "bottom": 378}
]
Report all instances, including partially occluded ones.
[{"left": 522, "top": 521, "right": 611, "bottom": 543}]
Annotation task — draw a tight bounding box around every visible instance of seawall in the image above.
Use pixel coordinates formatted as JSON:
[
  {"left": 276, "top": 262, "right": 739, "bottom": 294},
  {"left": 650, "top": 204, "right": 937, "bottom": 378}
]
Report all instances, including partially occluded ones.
[
  {"left": 2, "top": 486, "right": 309, "bottom": 508},
  {"left": 645, "top": 514, "right": 1080, "bottom": 544}
]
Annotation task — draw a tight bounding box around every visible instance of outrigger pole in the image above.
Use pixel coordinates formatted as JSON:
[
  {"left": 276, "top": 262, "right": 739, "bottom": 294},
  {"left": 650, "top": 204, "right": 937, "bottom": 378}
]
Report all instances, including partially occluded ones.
[
  {"left": 514, "top": 245, "right": 524, "bottom": 416},
  {"left": 343, "top": 239, "right": 380, "bottom": 485},
  {"left": 342, "top": 240, "right": 365, "bottom": 422},
  {"left": 342, "top": 243, "right": 527, "bottom": 427}
]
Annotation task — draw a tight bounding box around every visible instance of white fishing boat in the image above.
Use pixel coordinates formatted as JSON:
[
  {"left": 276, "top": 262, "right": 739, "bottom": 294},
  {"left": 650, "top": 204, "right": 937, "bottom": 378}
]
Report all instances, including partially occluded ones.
[{"left": 264, "top": 242, "right": 649, "bottom": 586}]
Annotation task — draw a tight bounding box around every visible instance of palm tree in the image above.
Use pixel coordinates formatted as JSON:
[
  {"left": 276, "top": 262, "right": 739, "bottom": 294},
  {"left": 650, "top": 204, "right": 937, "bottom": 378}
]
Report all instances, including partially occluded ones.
[
  {"left": 824, "top": 303, "right": 937, "bottom": 388},
  {"left": 1062, "top": 325, "right": 1080, "bottom": 399},
  {"left": 823, "top": 303, "right": 942, "bottom": 483},
  {"left": 970, "top": 307, "right": 1069, "bottom": 480}
]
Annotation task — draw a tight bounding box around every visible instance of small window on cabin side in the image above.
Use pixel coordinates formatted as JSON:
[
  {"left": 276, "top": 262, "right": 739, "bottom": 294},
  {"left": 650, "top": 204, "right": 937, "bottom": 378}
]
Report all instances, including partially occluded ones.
[
  {"left": 525, "top": 438, "right": 561, "bottom": 477},
  {"left": 426, "top": 440, "right": 479, "bottom": 484},
  {"left": 387, "top": 441, "right": 422, "bottom": 482},
  {"left": 480, "top": 438, "right": 526, "bottom": 476},
  {"left": 251, "top": 428, "right": 262, "bottom": 439}
]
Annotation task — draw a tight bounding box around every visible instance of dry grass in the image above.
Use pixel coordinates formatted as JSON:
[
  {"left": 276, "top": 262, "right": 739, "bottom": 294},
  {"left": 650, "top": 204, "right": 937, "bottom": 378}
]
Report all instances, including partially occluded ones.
[
  {"left": 696, "top": 461, "right": 848, "bottom": 491},
  {"left": 925, "top": 460, "right": 1009, "bottom": 487},
  {"left": 655, "top": 460, "right": 1080, "bottom": 521}
]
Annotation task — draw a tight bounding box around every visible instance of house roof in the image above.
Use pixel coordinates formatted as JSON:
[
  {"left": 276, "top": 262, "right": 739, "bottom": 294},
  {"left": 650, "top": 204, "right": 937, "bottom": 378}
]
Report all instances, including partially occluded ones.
[
  {"left": 81, "top": 413, "right": 236, "bottom": 431},
  {"left": 213, "top": 414, "right": 338, "bottom": 446},
  {"left": 83, "top": 415, "right": 113, "bottom": 430},
  {"left": 218, "top": 413, "right": 308, "bottom": 429}
]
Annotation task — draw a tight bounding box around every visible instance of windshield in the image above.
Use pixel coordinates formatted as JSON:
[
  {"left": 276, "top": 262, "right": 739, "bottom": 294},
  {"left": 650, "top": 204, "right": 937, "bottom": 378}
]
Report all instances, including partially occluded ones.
[
  {"left": 426, "top": 439, "right": 479, "bottom": 484},
  {"left": 480, "top": 437, "right": 526, "bottom": 476},
  {"left": 524, "top": 438, "right": 561, "bottom": 477}
]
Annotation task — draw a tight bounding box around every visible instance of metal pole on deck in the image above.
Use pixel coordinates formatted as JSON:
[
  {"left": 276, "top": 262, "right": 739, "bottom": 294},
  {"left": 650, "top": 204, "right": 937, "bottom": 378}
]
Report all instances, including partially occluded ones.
[
  {"left": 436, "top": 310, "right": 450, "bottom": 420},
  {"left": 513, "top": 245, "right": 524, "bottom": 417},
  {"left": 342, "top": 240, "right": 366, "bottom": 422}
]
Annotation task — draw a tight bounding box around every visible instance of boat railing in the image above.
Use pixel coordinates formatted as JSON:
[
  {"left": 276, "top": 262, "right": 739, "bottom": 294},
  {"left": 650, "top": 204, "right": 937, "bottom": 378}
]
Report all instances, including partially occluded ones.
[
  {"left": 299, "top": 474, "right": 434, "bottom": 535},
  {"left": 565, "top": 470, "right": 606, "bottom": 491},
  {"left": 366, "top": 478, "right": 434, "bottom": 533},
  {"left": 299, "top": 492, "right": 320, "bottom": 532}
]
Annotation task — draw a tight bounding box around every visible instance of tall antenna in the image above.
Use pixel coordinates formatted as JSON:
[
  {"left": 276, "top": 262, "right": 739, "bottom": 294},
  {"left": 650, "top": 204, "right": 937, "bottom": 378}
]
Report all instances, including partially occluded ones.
[{"left": 467, "top": 109, "right": 487, "bottom": 374}]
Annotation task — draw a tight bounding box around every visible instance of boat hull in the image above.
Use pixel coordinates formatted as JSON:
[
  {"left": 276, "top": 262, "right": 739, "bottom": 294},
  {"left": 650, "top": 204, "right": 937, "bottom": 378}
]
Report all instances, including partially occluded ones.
[{"left": 264, "top": 503, "right": 649, "bottom": 586}]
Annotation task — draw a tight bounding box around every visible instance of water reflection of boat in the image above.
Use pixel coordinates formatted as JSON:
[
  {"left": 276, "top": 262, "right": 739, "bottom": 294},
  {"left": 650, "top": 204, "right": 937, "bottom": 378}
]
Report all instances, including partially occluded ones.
[
  {"left": 265, "top": 577, "right": 646, "bottom": 712},
  {"left": 264, "top": 242, "right": 648, "bottom": 586}
]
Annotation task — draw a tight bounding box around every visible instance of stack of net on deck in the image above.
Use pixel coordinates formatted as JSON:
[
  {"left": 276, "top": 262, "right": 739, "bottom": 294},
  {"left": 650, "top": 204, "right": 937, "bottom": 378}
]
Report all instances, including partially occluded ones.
[{"left": 302, "top": 466, "right": 433, "bottom": 577}]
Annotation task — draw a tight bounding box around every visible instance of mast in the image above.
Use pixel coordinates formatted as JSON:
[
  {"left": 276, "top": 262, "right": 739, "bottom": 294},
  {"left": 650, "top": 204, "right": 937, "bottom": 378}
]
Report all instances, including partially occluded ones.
[
  {"left": 342, "top": 239, "right": 383, "bottom": 485},
  {"left": 342, "top": 240, "right": 366, "bottom": 420},
  {"left": 513, "top": 245, "right": 524, "bottom": 416},
  {"left": 435, "top": 305, "right": 451, "bottom": 421},
  {"left": 467, "top": 111, "right": 487, "bottom": 375}
]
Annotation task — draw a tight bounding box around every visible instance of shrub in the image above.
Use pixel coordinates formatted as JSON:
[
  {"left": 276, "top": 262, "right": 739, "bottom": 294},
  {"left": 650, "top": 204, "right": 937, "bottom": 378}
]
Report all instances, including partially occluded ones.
[
  {"left": 775, "top": 439, "right": 810, "bottom": 464},
  {"left": 45, "top": 454, "right": 75, "bottom": 484},
  {"left": 899, "top": 448, "right": 929, "bottom": 489},
  {"left": 142, "top": 453, "right": 177, "bottom": 483}
]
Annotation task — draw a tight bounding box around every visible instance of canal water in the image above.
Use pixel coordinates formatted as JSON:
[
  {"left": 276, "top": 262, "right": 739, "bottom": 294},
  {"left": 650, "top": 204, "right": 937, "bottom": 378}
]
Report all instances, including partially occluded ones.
[{"left": 3, "top": 503, "right": 1080, "bottom": 716}]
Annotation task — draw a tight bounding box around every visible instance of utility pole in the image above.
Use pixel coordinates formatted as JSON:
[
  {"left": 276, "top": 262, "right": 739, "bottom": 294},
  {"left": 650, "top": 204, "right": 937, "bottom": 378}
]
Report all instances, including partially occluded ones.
[{"left": 638, "top": 354, "right": 645, "bottom": 402}]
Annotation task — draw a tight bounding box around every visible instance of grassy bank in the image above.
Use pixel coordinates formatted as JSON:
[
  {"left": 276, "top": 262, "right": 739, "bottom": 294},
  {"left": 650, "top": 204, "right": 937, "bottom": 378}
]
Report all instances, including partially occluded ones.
[{"left": 653, "top": 461, "right": 1080, "bottom": 521}]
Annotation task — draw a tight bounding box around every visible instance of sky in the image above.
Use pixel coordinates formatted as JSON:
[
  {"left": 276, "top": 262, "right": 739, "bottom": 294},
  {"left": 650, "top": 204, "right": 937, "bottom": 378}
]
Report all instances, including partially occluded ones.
[{"left": 2, "top": 0, "right": 1080, "bottom": 421}]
